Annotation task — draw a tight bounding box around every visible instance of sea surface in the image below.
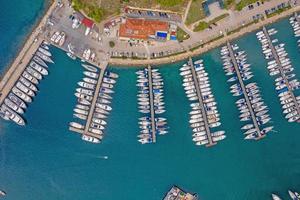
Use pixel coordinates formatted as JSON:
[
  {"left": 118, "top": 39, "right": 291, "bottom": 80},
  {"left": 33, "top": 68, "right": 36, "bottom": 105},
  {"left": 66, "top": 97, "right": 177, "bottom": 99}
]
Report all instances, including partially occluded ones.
[{"left": 0, "top": 2, "right": 299, "bottom": 199}]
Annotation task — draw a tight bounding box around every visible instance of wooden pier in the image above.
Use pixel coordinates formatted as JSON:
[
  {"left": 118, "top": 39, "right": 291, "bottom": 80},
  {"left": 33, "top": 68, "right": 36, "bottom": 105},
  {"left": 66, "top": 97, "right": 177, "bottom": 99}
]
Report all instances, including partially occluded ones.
[
  {"left": 226, "top": 42, "right": 264, "bottom": 139},
  {"left": 69, "top": 62, "right": 108, "bottom": 140},
  {"left": 147, "top": 65, "right": 157, "bottom": 143},
  {"left": 83, "top": 62, "right": 108, "bottom": 139},
  {"left": 189, "top": 57, "right": 216, "bottom": 147},
  {"left": 262, "top": 27, "right": 300, "bottom": 116}
]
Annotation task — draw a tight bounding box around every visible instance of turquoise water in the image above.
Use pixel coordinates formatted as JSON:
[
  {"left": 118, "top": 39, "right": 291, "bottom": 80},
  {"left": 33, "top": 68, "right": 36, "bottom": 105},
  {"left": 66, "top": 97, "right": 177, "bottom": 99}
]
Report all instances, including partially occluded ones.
[
  {"left": 0, "top": 3, "right": 300, "bottom": 199},
  {"left": 0, "top": 0, "right": 47, "bottom": 74}
]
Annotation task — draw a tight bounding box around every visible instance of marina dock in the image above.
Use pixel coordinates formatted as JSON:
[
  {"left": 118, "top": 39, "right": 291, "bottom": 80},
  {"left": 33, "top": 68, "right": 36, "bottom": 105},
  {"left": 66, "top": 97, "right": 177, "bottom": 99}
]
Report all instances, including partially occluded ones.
[
  {"left": 84, "top": 62, "right": 107, "bottom": 138},
  {"left": 147, "top": 65, "right": 157, "bottom": 143},
  {"left": 226, "top": 42, "right": 264, "bottom": 139},
  {"left": 68, "top": 62, "right": 108, "bottom": 140},
  {"left": 189, "top": 57, "right": 216, "bottom": 147},
  {"left": 0, "top": 2, "right": 56, "bottom": 105},
  {"left": 262, "top": 27, "right": 300, "bottom": 116}
]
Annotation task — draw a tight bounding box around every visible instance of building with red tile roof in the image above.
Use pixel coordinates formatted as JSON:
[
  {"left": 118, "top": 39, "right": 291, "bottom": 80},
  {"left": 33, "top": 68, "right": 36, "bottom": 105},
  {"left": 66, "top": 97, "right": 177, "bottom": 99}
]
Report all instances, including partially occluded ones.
[
  {"left": 119, "top": 18, "right": 169, "bottom": 40},
  {"left": 82, "top": 17, "right": 94, "bottom": 28}
]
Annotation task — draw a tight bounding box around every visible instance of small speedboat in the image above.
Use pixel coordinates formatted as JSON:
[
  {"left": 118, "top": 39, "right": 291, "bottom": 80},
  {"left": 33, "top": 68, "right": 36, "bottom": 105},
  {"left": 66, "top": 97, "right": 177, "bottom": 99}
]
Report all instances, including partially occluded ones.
[
  {"left": 82, "top": 64, "right": 98, "bottom": 72},
  {"left": 271, "top": 194, "right": 282, "bottom": 200},
  {"left": 82, "top": 135, "right": 100, "bottom": 144}
]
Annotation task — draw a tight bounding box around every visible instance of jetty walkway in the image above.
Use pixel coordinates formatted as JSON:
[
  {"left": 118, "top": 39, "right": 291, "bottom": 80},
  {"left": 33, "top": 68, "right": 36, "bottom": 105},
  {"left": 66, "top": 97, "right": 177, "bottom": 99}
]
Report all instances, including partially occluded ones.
[
  {"left": 262, "top": 27, "right": 300, "bottom": 116},
  {"left": 189, "top": 57, "right": 216, "bottom": 147},
  {"left": 147, "top": 65, "right": 157, "bottom": 143},
  {"left": 84, "top": 62, "right": 107, "bottom": 138},
  {"left": 226, "top": 42, "right": 264, "bottom": 139},
  {"left": 69, "top": 62, "right": 108, "bottom": 139}
]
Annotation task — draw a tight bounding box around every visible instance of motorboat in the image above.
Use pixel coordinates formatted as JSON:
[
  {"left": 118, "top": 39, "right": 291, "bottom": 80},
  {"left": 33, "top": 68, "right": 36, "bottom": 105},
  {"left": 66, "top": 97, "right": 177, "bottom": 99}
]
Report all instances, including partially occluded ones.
[
  {"left": 8, "top": 93, "right": 27, "bottom": 109},
  {"left": 22, "top": 71, "right": 39, "bottom": 85},
  {"left": 36, "top": 51, "right": 54, "bottom": 63},
  {"left": 33, "top": 56, "right": 48, "bottom": 68},
  {"left": 16, "top": 82, "right": 35, "bottom": 97},
  {"left": 271, "top": 194, "right": 282, "bottom": 200},
  {"left": 26, "top": 66, "right": 42, "bottom": 80},
  {"left": 12, "top": 87, "right": 32, "bottom": 103},
  {"left": 78, "top": 81, "right": 95, "bottom": 90},
  {"left": 82, "top": 64, "right": 98, "bottom": 72},
  {"left": 69, "top": 122, "right": 84, "bottom": 129},
  {"left": 1, "top": 104, "right": 25, "bottom": 126},
  {"left": 73, "top": 108, "right": 88, "bottom": 115},
  {"left": 19, "top": 77, "right": 38, "bottom": 92},
  {"left": 4, "top": 98, "right": 24, "bottom": 114},
  {"left": 82, "top": 135, "right": 100, "bottom": 143},
  {"left": 84, "top": 71, "right": 98, "bottom": 79}
]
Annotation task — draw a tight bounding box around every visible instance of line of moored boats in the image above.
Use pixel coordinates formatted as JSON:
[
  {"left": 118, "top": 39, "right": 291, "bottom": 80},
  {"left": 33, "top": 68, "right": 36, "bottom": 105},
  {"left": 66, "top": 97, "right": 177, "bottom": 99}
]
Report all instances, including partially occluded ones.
[
  {"left": 0, "top": 41, "right": 53, "bottom": 125},
  {"left": 136, "top": 67, "right": 168, "bottom": 144},
  {"left": 290, "top": 15, "right": 300, "bottom": 39},
  {"left": 180, "top": 59, "right": 225, "bottom": 146},
  {"left": 257, "top": 28, "right": 300, "bottom": 123},
  {"left": 69, "top": 63, "right": 118, "bottom": 144},
  {"left": 221, "top": 43, "right": 273, "bottom": 140},
  {"left": 272, "top": 190, "right": 300, "bottom": 200}
]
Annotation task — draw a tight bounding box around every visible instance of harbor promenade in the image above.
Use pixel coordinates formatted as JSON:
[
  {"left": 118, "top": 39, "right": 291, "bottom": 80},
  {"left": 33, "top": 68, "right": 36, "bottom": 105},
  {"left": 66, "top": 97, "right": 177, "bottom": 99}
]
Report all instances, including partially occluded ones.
[
  {"left": 109, "top": 7, "right": 300, "bottom": 67},
  {"left": 226, "top": 42, "right": 264, "bottom": 140},
  {"left": 262, "top": 27, "right": 300, "bottom": 116},
  {"left": 0, "top": 2, "right": 56, "bottom": 106},
  {"left": 147, "top": 65, "right": 157, "bottom": 143},
  {"left": 189, "top": 57, "right": 216, "bottom": 147}
]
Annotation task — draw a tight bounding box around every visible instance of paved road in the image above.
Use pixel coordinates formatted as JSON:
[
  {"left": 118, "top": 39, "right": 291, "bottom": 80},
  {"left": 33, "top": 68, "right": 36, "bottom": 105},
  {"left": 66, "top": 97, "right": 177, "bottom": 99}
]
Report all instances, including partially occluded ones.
[{"left": 10, "top": 0, "right": 300, "bottom": 69}]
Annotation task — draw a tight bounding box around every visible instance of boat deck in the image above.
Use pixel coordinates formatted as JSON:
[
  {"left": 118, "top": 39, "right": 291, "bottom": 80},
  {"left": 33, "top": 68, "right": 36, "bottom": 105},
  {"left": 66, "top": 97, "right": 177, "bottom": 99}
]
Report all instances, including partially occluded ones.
[
  {"left": 226, "top": 42, "right": 264, "bottom": 139},
  {"left": 262, "top": 27, "right": 300, "bottom": 117},
  {"left": 189, "top": 57, "right": 216, "bottom": 147},
  {"left": 147, "top": 65, "right": 157, "bottom": 143}
]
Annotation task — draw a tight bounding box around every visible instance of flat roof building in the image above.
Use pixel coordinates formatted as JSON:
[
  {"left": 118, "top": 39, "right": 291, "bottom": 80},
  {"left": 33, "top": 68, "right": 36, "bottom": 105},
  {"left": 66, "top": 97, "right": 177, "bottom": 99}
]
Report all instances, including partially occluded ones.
[{"left": 118, "top": 18, "right": 169, "bottom": 40}]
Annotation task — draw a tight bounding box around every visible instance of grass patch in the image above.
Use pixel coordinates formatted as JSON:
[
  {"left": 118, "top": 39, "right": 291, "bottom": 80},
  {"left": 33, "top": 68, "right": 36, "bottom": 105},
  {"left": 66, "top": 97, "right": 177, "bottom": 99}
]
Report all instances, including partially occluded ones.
[
  {"left": 185, "top": 0, "right": 205, "bottom": 26},
  {"left": 194, "top": 21, "right": 209, "bottom": 31},
  {"left": 266, "top": 5, "right": 291, "bottom": 18},
  {"left": 224, "top": 0, "right": 235, "bottom": 9},
  {"left": 209, "top": 13, "right": 229, "bottom": 24},
  {"left": 156, "top": 0, "right": 183, "bottom": 7},
  {"left": 176, "top": 27, "right": 190, "bottom": 42},
  {"left": 109, "top": 41, "right": 115, "bottom": 48},
  {"left": 72, "top": 0, "right": 104, "bottom": 22},
  {"left": 236, "top": 0, "right": 259, "bottom": 11},
  {"left": 193, "top": 13, "right": 229, "bottom": 32}
]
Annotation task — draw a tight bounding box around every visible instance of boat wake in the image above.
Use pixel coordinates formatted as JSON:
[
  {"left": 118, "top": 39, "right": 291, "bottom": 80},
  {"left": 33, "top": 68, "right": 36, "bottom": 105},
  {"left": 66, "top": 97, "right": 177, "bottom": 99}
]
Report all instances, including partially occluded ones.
[{"left": 76, "top": 153, "right": 108, "bottom": 160}]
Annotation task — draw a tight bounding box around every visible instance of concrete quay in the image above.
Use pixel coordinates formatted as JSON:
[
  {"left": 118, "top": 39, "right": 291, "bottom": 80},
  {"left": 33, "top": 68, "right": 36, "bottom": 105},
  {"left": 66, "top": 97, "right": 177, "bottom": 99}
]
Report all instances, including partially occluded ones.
[{"left": 0, "top": 2, "right": 57, "bottom": 106}]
